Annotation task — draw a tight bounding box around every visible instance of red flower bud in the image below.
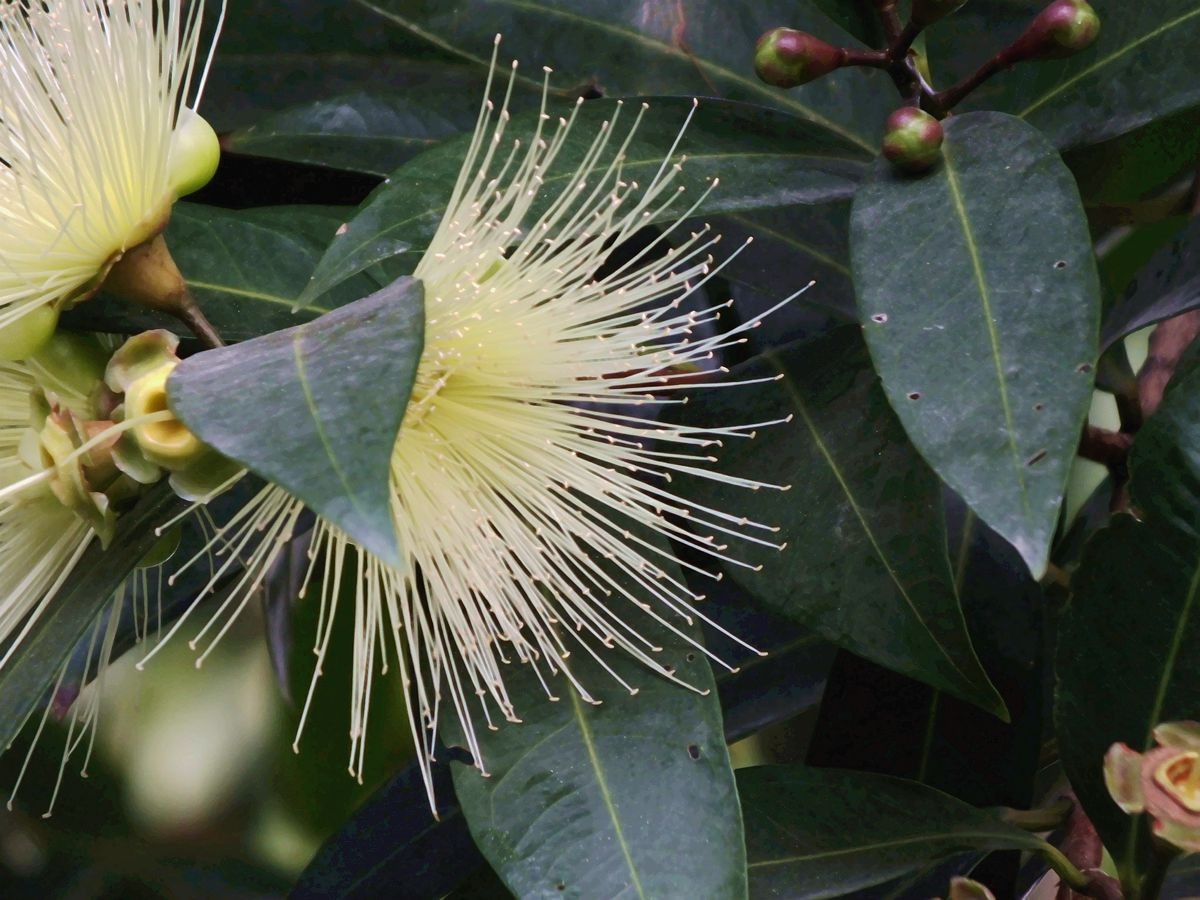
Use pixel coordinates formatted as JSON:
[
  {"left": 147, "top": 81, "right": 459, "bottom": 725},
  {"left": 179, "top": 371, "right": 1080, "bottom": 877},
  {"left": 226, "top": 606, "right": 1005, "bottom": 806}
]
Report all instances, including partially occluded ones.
[
  {"left": 1011, "top": 0, "right": 1101, "bottom": 62},
  {"left": 882, "top": 107, "right": 945, "bottom": 174},
  {"left": 753, "top": 28, "right": 846, "bottom": 88}
]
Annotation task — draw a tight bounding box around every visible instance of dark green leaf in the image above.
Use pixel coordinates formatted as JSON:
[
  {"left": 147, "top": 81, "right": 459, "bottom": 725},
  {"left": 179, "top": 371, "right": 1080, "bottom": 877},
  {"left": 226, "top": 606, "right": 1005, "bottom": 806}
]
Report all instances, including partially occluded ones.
[
  {"left": 225, "top": 88, "right": 518, "bottom": 176},
  {"left": 355, "top": 0, "right": 891, "bottom": 152},
  {"left": 1102, "top": 218, "right": 1200, "bottom": 351},
  {"left": 853, "top": 112, "right": 1100, "bottom": 577},
  {"left": 708, "top": 203, "right": 857, "bottom": 339},
  {"left": 448, "top": 577, "right": 746, "bottom": 900},
  {"left": 0, "top": 484, "right": 180, "bottom": 750},
  {"left": 995, "top": 0, "right": 1200, "bottom": 148},
  {"left": 292, "top": 763, "right": 483, "bottom": 900},
  {"left": 202, "top": 0, "right": 457, "bottom": 130},
  {"left": 738, "top": 765, "right": 1047, "bottom": 899},
  {"left": 169, "top": 280, "right": 425, "bottom": 567},
  {"left": 1067, "top": 109, "right": 1200, "bottom": 208},
  {"left": 301, "top": 97, "right": 870, "bottom": 305},
  {"left": 1056, "top": 363, "right": 1200, "bottom": 879},
  {"left": 674, "top": 328, "right": 1004, "bottom": 716}
]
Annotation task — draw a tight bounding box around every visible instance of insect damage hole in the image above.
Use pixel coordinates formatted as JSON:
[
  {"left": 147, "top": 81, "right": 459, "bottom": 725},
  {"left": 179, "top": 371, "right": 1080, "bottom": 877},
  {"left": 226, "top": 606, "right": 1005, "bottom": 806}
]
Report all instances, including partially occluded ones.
[
  {"left": 1054, "top": 260, "right": 1068, "bottom": 270},
  {"left": 687, "top": 744, "right": 701, "bottom": 760},
  {"left": 907, "top": 391, "right": 922, "bottom": 401},
  {"left": 870, "top": 313, "right": 888, "bottom": 324},
  {"left": 1026, "top": 449, "right": 1048, "bottom": 467}
]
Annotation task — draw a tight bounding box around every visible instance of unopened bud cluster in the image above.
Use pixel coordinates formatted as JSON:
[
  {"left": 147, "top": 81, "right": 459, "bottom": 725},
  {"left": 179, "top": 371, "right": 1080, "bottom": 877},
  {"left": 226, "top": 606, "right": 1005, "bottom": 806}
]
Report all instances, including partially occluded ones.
[{"left": 752, "top": 0, "right": 1101, "bottom": 176}]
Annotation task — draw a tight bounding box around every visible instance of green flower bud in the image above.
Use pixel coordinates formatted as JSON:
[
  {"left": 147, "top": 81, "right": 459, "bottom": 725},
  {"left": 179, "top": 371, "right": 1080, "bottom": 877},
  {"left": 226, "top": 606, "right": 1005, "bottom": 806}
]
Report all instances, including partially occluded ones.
[
  {"left": 168, "top": 107, "right": 221, "bottom": 199},
  {"left": 882, "top": 107, "right": 945, "bottom": 174},
  {"left": 1105, "top": 722, "right": 1200, "bottom": 853},
  {"left": 911, "top": 0, "right": 969, "bottom": 27},
  {"left": 947, "top": 877, "right": 995, "bottom": 900},
  {"left": 753, "top": 28, "right": 845, "bottom": 88},
  {"left": 0, "top": 304, "right": 60, "bottom": 362},
  {"left": 27, "top": 331, "right": 109, "bottom": 409},
  {"left": 1014, "top": 0, "right": 1101, "bottom": 61}
]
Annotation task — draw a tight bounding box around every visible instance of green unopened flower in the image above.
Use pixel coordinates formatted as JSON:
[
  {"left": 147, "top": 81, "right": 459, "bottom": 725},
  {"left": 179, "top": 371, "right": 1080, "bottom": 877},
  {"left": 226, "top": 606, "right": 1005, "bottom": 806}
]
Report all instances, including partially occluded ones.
[
  {"left": 152, "top": 41, "right": 794, "bottom": 810},
  {"left": 0, "top": 0, "right": 224, "bottom": 360},
  {"left": 1105, "top": 722, "right": 1200, "bottom": 853}
]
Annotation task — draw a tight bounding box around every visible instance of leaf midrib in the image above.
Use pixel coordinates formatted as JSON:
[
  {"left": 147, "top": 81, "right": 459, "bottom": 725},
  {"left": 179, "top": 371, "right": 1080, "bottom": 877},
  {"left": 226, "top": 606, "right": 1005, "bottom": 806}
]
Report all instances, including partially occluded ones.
[
  {"left": 765, "top": 349, "right": 976, "bottom": 690},
  {"left": 1019, "top": 6, "right": 1200, "bottom": 120},
  {"left": 567, "top": 687, "right": 647, "bottom": 900},
  {"left": 941, "top": 143, "right": 1032, "bottom": 525},
  {"left": 353, "top": 0, "right": 876, "bottom": 152},
  {"left": 747, "top": 827, "right": 1035, "bottom": 868}
]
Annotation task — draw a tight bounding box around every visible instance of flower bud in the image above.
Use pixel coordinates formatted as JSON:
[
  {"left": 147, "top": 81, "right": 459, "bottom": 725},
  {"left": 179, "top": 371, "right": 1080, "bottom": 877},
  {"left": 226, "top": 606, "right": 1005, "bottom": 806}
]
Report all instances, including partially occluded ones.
[
  {"left": 753, "top": 28, "right": 845, "bottom": 88},
  {"left": 1105, "top": 722, "right": 1200, "bottom": 853},
  {"left": 882, "top": 107, "right": 945, "bottom": 173},
  {"left": 911, "top": 0, "right": 969, "bottom": 27},
  {"left": 0, "top": 304, "right": 60, "bottom": 362},
  {"left": 1013, "top": 0, "right": 1101, "bottom": 61},
  {"left": 168, "top": 108, "right": 221, "bottom": 199},
  {"left": 28, "top": 332, "right": 109, "bottom": 407}
]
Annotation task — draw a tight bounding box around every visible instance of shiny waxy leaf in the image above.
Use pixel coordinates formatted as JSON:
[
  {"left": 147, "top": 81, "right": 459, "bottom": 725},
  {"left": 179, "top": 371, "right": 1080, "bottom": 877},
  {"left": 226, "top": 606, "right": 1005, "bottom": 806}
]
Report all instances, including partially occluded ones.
[
  {"left": 1102, "top": 218, "right": 1200, "bottom": 351},
  {"left": 356, "top": 0, "right": 891, "bottom": 151},
  {"left": 0, "top": 484, "right": 181, "bottom": 750},
  {"left": 674, "top": 328, "right": 1004, "bottom": 717},
  {"left": 996, "top": 0, "right": 1200, "bottom": 149},
  {"left": 739, "top": 766, "right": 1048, "bottom": 898},
  {"left": 226, "top": 90, "right": 492, "bottom": 176},
  {"left": 1056, "top": 364, "right": 1200, "bottom": 879},
  {"left": 447, "top": 585, "right": 745, "bottom": 900},
  {"left": 293, "top": 762, "right": 483, "bottom": 900},
  {"left": 169, "top": 280, "right": 425, "bottom": 567},
  {"left": 853, "top": 113, "right": 1100, "bottom": 578},
  {"left": 300, "top": 97, "right": 871, "bottom": 304}
]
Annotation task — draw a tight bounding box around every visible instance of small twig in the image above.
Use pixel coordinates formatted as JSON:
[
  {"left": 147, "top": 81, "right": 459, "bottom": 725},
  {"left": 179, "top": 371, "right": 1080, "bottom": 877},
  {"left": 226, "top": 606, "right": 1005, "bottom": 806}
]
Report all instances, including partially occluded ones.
[
  {"left": 1139, "top": 310, "right": 1200, "bottom": 419},
  {"left": 841, "top": 47, "right": 891, "bottom": 68},
  {"left": 1001, "top": 797, "right": 1074, "bottom": 832},
  {"left": 889, "top": 19, "right": 922, "bottom": 61},
  {"left": 1078, "top": 425, "right": 1133, "bottom": 472},
  {"left": 873, "top": 0, "right": 904, "bottom": 45},
  {"left": 173, "top": 295, "right": 226, "bottom": 349},
  {"left": 932, "top": 47, "right": 1017, "bottom": 112}
]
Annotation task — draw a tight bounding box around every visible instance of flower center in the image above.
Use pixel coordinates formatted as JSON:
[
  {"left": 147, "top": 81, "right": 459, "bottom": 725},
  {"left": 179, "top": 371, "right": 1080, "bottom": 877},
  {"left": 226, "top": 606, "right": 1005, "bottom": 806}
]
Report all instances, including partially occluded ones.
[{"left": 1154, "top": 751, "right": 1200, "bottom": 812}]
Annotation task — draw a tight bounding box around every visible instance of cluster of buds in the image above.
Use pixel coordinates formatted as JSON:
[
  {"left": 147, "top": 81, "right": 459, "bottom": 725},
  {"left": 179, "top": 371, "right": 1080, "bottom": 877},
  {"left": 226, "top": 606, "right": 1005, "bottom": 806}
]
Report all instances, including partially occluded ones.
[
  {"left": 10, "top": 331, "right": 228, "bottom": 553},
  {"left": 1105, "top": 722, "right": 1200, "bottom": 854},
  {"left": 752, "top": 0, "right": 1101, "bottom": 175}
]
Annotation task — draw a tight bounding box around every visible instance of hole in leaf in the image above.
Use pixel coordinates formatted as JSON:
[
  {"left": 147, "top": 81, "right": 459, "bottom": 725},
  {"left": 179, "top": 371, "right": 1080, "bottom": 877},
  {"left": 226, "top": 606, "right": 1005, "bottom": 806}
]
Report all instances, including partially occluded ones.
[
  {"left": 1077, "top": 363, "right": 1093, "bottom": 374},
  {"left": 1026, "top": 449, "right": 1048, "bottom": 467},
  {"left": 871, "top": 313, "right": 888, "bottom": 324},
  {"left": 687, "top": 744, "right": 701, "bottom": 760},
  {"left": 685, "top": 652, "right": 696, "bottom": 663},
  {"left": 907, "top": 391, "right": 921, "bottom": 401},
  {"left": 1034, "top": 403, "right": 1045, "bottom": 412},
  {"left": 1054, "top": 260, "right": 1068, "bottom": 269},
  {"left": 556, "top": 884, "right": 567, "bottom": 892}
]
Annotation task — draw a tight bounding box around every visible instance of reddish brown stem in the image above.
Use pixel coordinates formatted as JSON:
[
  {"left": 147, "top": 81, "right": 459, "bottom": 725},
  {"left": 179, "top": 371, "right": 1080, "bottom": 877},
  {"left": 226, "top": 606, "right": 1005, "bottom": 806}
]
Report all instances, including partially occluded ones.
[
  {"left": 1139, "top": 310, "right": 1200, "bottom": 419},
  {"left": 1078, "top": 425, "right": 1133, "bottom": 471}
]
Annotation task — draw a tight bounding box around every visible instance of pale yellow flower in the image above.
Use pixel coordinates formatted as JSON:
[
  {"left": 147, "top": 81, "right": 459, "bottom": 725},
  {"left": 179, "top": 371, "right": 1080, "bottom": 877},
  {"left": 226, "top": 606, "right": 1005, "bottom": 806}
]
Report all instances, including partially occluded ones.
[{"left": 0, "top": 0, "right": 225, "bottom": 357}]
